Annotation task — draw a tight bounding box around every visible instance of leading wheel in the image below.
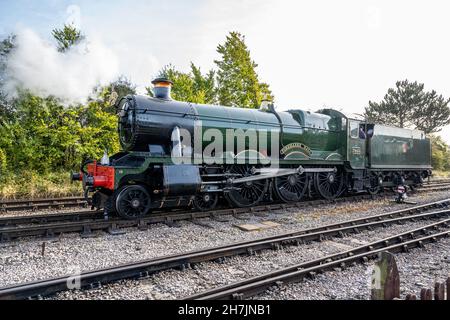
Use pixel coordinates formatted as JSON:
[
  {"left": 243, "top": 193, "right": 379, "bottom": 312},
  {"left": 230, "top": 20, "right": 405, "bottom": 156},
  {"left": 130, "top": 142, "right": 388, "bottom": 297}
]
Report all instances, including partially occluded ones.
[
  {"left": 193, "top": 193, "right": 219, "bottom": 211},
  {"left": 273, "top": 172, "right": 308, "bottom": 203},
  {"left": 115, "top": 185, "right": 151, "bottom": 219},
  {"left": 225, "top": 165, "right": 268, "bottom": 208},
  {"left": 314, "top": 169, "right": 344, "bottom": 200}
]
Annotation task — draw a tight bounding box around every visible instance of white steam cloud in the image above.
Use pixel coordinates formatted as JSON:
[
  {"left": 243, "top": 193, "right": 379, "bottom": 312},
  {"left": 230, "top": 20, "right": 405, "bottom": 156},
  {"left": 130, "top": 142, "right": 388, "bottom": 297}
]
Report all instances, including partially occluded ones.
[{"left": 3, "top": 28, "right": 120, "bottom": 105}]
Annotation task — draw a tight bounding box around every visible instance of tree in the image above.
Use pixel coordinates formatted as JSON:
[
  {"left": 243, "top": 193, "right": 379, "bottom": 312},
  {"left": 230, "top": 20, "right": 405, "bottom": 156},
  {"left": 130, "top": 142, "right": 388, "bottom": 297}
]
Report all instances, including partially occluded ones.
[
  {"left": 214, "top": 32, "right": 274, "bottom": 108},
  {"left": 146, "top": 63, "right": 216, "bottom": 104},
  {"left": 365, "top": 80, "right": 425, "bottom": 128},
  {"left": 0, "top": 34, "right": 16, "bottom": 120},
  {"left": 52, "top": 24, "right": 84, "bottom": 52},
  {"left": 109, "top": 76, "right": 136, "bottom": 99},
  {"left": 365, "top": 80, "right": 450, "bottom": 133},
  {"left": 412, "top": 90, "right": 450, "bottom": 134},
  {"left": 102, "top": 76, "right": 137, "bottom": 111},
  {"left": 191, "top": 64, "right": 217, "bottom": 104}
]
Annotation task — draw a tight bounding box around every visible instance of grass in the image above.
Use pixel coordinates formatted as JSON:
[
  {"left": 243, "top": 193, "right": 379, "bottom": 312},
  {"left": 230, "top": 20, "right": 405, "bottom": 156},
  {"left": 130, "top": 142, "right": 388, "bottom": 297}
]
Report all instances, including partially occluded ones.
[
  {"left": 432, "top": 170, "right": 450, "bottom": 178},
  {"left": 0, "top": 170, "right": 83, "bottom": 200}
]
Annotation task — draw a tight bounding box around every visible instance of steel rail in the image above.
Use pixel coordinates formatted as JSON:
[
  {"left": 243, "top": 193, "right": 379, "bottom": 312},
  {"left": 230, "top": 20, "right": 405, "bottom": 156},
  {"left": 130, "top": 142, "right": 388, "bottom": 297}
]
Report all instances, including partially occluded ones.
[
  {"left": 0, "top": 210, "right": 102, "bottom": 228},
  {"left": 414, "top": 186, "right": 450, "bottom": 193},
  {"left": 185, "top": 220, "right": 450, "bottom": 300},
  {"left": 420, "top": 182, "right": 450, "bottom": 188},
  {"left": 0, "top": 196, "right": 85, "bottom": 205},
  {"left": 0, "top": 197, "right": 88, "bottom": 212},
  {"left": 0, "top": 203, "right": 449, "bottom": 300}
]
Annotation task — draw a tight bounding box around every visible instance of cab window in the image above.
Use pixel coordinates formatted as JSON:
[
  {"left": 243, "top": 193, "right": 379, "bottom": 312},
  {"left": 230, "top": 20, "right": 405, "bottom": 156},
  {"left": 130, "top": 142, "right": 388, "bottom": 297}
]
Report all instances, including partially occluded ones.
[{"left": 350, "top": 121, "right": 359, "bottom": 138}]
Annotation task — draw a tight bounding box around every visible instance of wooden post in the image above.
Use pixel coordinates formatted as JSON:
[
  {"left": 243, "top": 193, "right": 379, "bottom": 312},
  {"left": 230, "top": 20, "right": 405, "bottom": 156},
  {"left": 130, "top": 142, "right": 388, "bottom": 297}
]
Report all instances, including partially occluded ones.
[
  {"left": 371, "top": 251, "right": 400, "bottom": 300},
  {"left": 435, "top": 282, "right": 445, "bottom": 300},
  {"left": 446, "top": 277, "right": 450, "bottom": 301},
  {"left": 421, "top": 289, "right": 433, "bottom": 300},
  {"left": 41, "top": 242, "right": 46, "bottom": 256}
]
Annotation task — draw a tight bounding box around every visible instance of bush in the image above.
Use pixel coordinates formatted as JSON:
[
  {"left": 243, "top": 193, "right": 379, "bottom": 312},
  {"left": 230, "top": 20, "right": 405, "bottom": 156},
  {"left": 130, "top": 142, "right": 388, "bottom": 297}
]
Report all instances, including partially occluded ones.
[
  {"left": 0, "top": 170, "right": 82, "bottom": 199},
  {"left": 431, "top": 135, "right": 450, "bottom": 172}
]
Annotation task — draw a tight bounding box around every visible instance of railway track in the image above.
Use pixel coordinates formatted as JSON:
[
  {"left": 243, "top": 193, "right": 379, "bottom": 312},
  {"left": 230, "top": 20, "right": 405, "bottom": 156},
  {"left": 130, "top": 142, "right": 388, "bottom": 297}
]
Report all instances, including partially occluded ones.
[
  {"left": 0, "top": 193, "right": 379, "bottom": 241},
  {"left": 185, "top": 218, "right": 450, "bottom": 300},
  {"left": 0, "top": 183, "right": 449, "bottom": 242},
  {"left": 0, "top": 210, "right": 100, "bottom": 228},
  {"left": 418, "top": 182, "right": 450, "bottom": 188},
  {"left": 0, "top": 179, "right": 448, "bottom": 213},
  {"left": 0, "top": 197, "right": 88, "bottom": 212},
  {"left": 0, "top": 197, "right": 449, "bottom": 300}
]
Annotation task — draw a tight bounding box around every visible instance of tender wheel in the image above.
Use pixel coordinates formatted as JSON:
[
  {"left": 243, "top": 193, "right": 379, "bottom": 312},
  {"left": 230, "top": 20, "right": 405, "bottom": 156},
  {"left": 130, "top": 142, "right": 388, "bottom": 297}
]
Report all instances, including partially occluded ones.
[
  {"left": 314, "top": 169, "right": 344, "bottom": 200},
  {"left": 225, "top": 165, "right": 268, "bottom": 208},
  {"left": 115, "top": 185, "right": 151, "bottom": 219},
  {"left": 274, "top": 172, "right": 308, "bottom": 203},
  {"left": 367, "top": 174, "right": 382, "bottom": 195},
  {"left": 193, "top": 193, "right": 219, "bottom": 211}
]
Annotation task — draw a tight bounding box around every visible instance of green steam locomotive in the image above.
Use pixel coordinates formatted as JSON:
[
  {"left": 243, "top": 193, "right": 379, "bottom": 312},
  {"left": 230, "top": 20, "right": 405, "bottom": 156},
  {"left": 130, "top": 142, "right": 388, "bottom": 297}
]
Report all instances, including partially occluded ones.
[{"left": 72, "top": 78, "right": 432, "bottom": 219}]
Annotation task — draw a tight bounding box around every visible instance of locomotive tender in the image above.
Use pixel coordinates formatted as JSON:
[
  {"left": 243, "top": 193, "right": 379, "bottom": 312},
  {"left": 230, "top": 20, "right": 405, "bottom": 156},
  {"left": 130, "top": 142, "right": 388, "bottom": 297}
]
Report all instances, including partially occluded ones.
[{"left": 72, "top": 78, "right": 432, "bottom": 219}]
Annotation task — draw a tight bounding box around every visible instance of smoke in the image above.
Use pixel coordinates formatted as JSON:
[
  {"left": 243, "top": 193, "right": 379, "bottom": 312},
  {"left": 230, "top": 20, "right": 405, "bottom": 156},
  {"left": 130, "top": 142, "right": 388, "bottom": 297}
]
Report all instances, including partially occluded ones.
[{"left": 2, "top": 28, "right": 120, "bottom": 105}]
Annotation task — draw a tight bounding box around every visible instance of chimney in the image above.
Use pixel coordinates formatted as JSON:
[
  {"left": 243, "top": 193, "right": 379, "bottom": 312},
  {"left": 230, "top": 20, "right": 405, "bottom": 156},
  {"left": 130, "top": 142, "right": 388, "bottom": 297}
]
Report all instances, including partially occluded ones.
[{"left": 152, "top": 78, "right": 173, "bottom": 100}]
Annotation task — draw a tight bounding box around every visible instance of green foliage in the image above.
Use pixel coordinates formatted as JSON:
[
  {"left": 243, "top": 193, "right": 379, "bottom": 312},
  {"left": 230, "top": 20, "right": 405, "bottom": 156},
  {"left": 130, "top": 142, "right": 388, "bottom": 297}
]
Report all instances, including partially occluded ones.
[
  {"left": 365, "top": 80, "right": 450, "bottom": 134},
  {"left": 108, "top": 76, "right": 136, "bottom": 99},
  {"left": 0, "top": 170, "right": 82, "bottom": 199},
  {"left": 147, "top": 32, "right": 274, "bottom": 109},
  {"left": 52, "top": 24, "right": 85, "bottom": 52},
  {"left": 412, "top": 90, "right": 450, "bottom": 134},
  {"left": 214, "top": 32, "right": 274, "bottom": 108},
  {"left": 0, "top": 148, "right": 6, "bottom": 178},
  {"left": 430, "top": 135, "right": 450, "bottom": 172},
  {"left": 0, "top": 34, "right": 16, "bottom": 120},
  {"left": 146, "top": 63, "right": 216, "bottom": 104},
  {"left": 0, "top": 24, "right": 123, "bottom": 183},
  {"left": 0, "top": 89, "right": 119, "bottom": 175}
]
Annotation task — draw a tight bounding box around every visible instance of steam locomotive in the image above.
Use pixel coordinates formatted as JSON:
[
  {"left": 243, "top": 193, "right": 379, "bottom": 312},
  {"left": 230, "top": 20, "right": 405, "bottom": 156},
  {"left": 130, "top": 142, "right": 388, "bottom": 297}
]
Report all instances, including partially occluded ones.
[{"left": 72, "top": 78, "right": 432, "bottom": 219}]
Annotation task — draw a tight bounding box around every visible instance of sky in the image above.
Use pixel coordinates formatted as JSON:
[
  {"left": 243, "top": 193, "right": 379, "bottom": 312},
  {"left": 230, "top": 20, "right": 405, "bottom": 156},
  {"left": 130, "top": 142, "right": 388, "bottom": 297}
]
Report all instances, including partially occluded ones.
[{"left": 0, "top": 0, "right": 449, "bottom": 143}]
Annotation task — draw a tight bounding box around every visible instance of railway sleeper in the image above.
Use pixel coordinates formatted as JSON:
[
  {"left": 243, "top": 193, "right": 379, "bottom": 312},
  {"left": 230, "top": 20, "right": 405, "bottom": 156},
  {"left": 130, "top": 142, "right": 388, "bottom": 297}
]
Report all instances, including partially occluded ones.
[
  {"left": 190, "top": 219, "right": 214, "bottom": 229},
  {"left": 271, "top": 243, "right": 282, "bottom": 250},
  {"left": 80, "top": 226, "right": 95, "bottom": 238},
  {"left": 137, "top": 219, "right": 149, "bottom": 230},
  {"left": 107, "top": 224, "right": 126, "bottom": 235},
  {"left": 215, "top": 257, "right": 227, "bottom": 264},
  {"left": 179, "top": 263, "right": 191, "bottom": 271},
  {"left": 164, "top": 218, "right": 181, "bottom": 228},
  {"left": 232, "top": 293, "right": 244, "bottom": 300},
  {"left": 0, "top": 233, "right": 11, "bottom": 242},
  {"left": 210, "top": 214, "right": 230, "bottom": 222},
  {"left": 138, "top": 271, "right": 150, "bottom": 279},
  {"left": 89, "top": 281, "right": 102, "bottom": 290},
  {"left": 44, "top": 230, "right": 56, "bottom": 240}
]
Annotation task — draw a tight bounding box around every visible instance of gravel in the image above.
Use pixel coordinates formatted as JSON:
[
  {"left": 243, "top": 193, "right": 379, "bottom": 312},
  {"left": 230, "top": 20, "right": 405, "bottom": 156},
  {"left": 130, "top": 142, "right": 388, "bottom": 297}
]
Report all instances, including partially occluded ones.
[
  {"left": 255, "top": 237, "right": 450, "bottom": 300},
  {"left": 0, "top": 189, "right": 448, "bottom": 300},
  {"left": 49, "top": 216, "right": 449, "bottom": 300}
]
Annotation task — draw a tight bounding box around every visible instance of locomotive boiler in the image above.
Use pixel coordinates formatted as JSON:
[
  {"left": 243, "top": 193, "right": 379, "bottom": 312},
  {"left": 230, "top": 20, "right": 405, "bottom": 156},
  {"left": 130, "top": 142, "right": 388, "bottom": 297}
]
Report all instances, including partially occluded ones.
[{"left": 72, "top": 78, "right": 432, "bottom": 219}]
